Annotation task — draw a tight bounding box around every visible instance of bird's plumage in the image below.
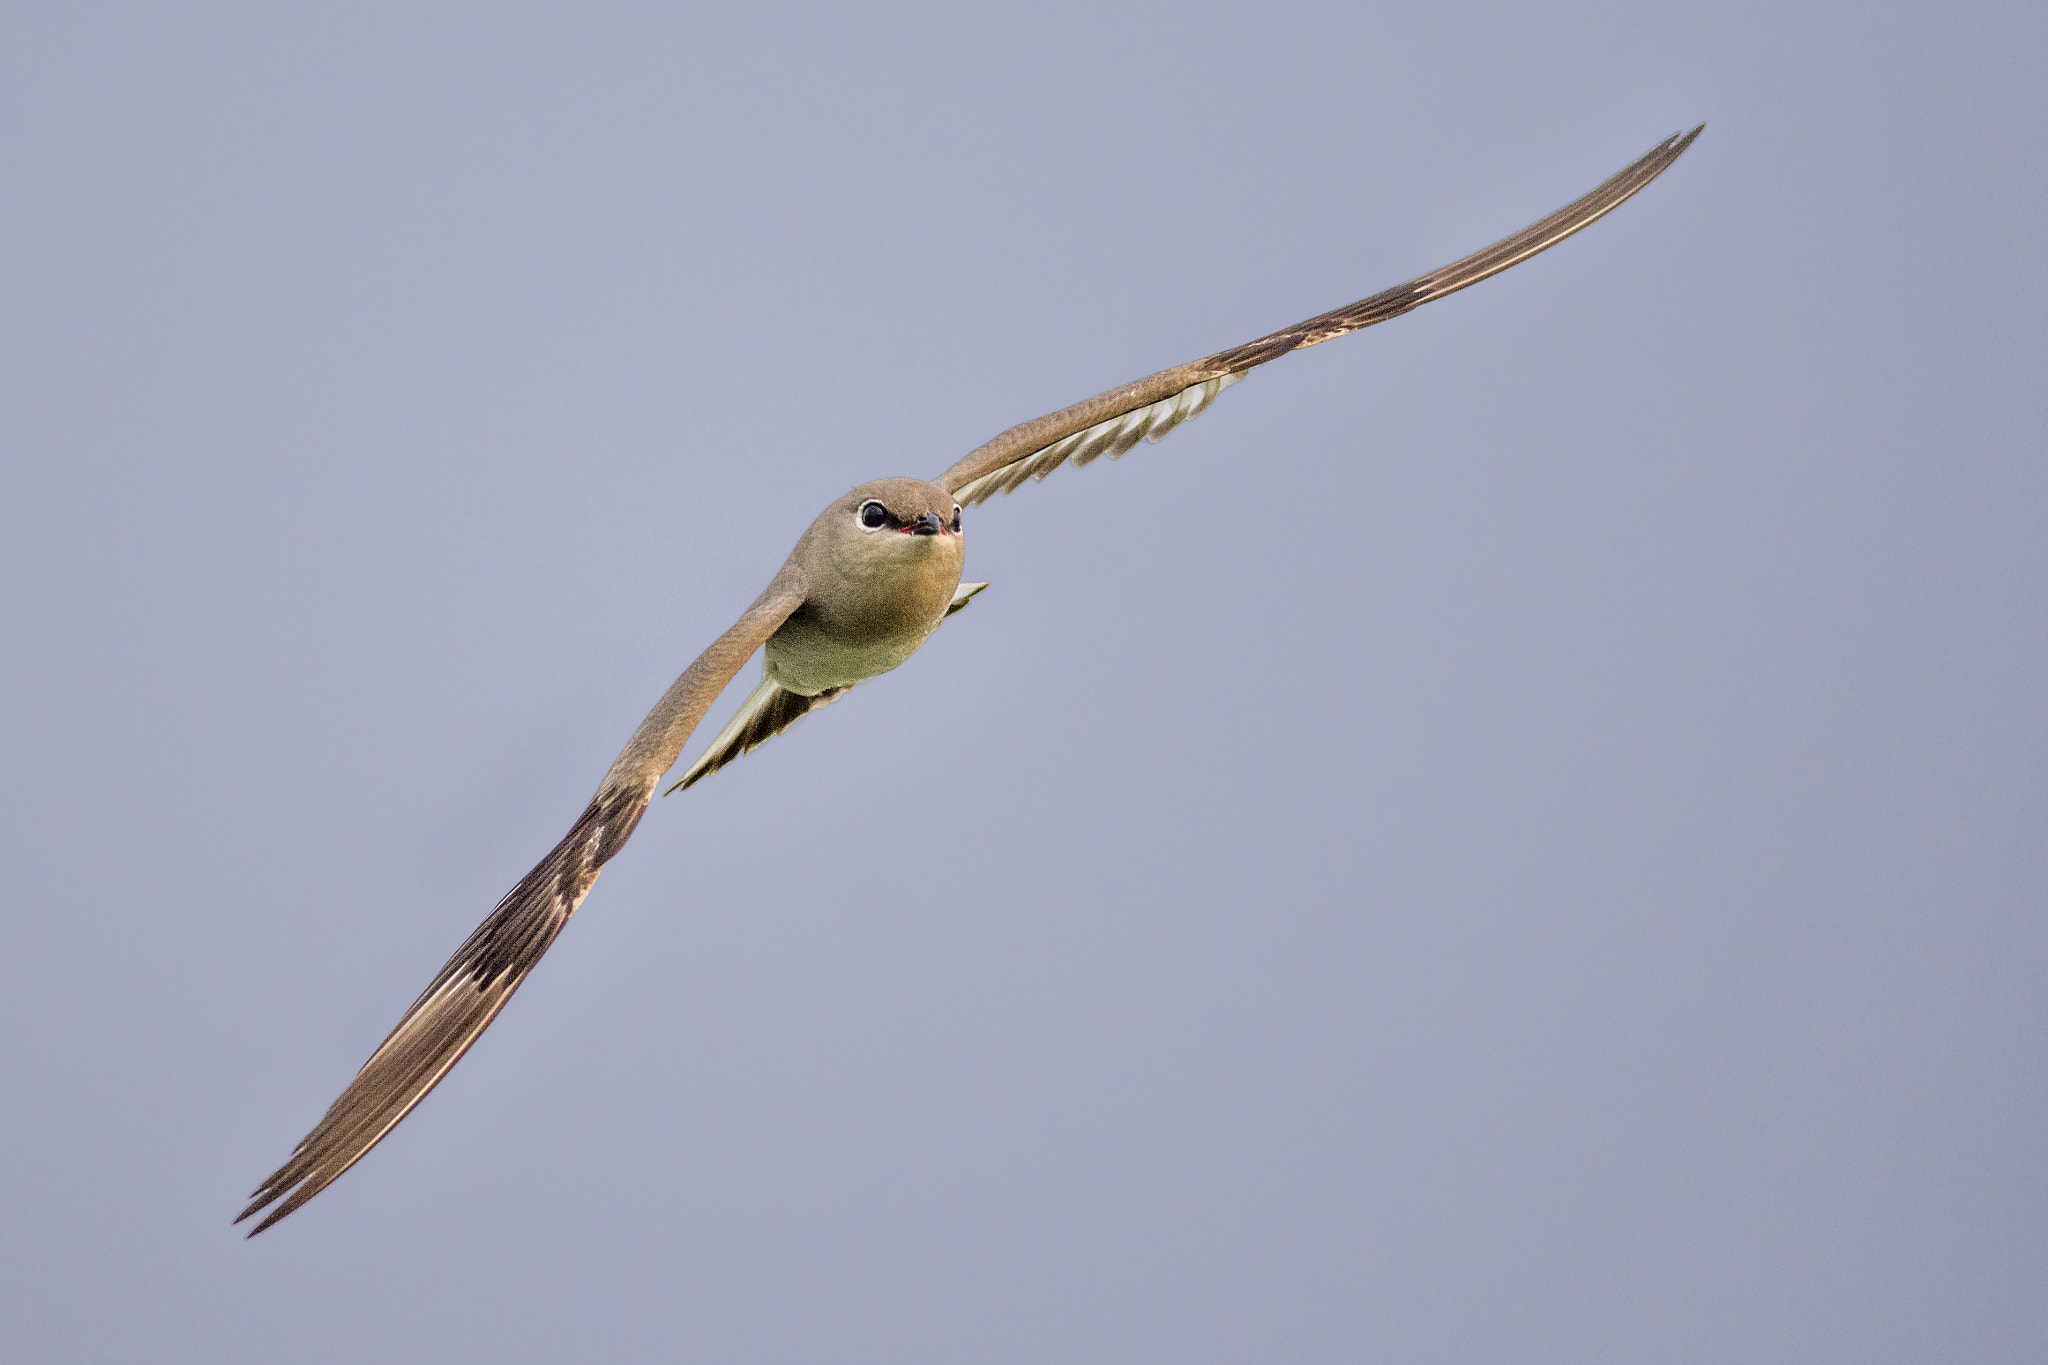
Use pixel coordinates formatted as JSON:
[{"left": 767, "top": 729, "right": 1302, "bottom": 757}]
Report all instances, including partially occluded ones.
[
  {"left": 670, "top": 578, "right": 988, "bottom": 794},
  {"left": 667, "top": 677, "right": 851, "bottom": 794},
  {"left": 938, "top": 125, "right": 1701, "bottom": 506},
  {"left": 237, "top": 580, "right": 806, "bottom": 1233},
  {"left": 240, "top": 128, "right": 1701, "bottom": 1235}
]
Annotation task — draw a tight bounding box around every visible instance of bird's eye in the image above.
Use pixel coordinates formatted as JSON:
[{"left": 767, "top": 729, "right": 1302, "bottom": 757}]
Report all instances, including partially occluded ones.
[
  {"left": 950, "top": 505, "right": 962, "bottom": 533},
  {"left": 858, "top": 500, "right": 889, "bottom": 530}
]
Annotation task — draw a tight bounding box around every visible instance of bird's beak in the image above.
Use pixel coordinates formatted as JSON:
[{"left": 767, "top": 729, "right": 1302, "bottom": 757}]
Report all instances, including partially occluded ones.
[{"left": 908, "top": 512, "right": 946, "bottom": 536}]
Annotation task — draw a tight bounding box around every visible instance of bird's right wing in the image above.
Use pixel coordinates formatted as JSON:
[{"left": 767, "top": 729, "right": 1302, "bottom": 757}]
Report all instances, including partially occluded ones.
[
  {"left": 935, "top": 126, "right": 1701, "bottom": 507},
  {"left": 237, "top": 571, "right": 807, "bottom": 1236}
]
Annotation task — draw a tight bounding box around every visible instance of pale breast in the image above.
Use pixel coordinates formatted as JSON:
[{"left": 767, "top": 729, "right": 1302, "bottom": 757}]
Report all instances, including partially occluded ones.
[
  {"left": 763, "top": 544, "right": 962, "bottom": 695},
  {"left": 763, "top": 605, "right": 936, "bottom": 695}
]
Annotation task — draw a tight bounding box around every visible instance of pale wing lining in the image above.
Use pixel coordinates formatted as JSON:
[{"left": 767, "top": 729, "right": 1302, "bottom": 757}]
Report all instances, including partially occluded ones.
[{"left": 953, "top": 371, "right": 1243, "bottom": 507}]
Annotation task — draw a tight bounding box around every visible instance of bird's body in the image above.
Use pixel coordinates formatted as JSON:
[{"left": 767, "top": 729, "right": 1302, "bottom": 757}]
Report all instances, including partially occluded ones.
[
  {"left": 765, "top": 480, "right": 966, "bottom": 696},
  {"left": 239, "top": 127, "right": 1703, "bottom": 1235}
]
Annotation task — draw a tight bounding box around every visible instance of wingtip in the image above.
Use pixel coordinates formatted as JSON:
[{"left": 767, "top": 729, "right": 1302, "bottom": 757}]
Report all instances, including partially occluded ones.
[
  {"left": 1636, "top": 124, "right": 1703, "bottom": 178},
  {"left": 237, "top": 1174, "right": 324, "bottom": 1237},
  {"left": 234, "top": 1191, "right": 279, "bottom": 1236}
]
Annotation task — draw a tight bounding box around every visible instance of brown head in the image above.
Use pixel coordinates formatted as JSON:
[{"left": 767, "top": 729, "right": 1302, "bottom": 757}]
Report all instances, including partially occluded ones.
[{"left": 791, "top": 477, "right": 966, "bottom": 635}]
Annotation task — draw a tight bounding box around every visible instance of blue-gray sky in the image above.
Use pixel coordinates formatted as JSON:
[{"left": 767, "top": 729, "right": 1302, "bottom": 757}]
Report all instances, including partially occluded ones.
[{"left": 2, "top": 3, "right": 2043, "bottom": 1361}]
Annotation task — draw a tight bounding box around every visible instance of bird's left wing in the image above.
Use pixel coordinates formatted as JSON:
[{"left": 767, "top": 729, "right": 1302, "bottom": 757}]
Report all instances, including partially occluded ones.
[
  {"left": 237, "top": 572, "right": 806, "bottom": 1235},
  {"left": 935, "top": 126, "right": 1701, "bottom": 507}
]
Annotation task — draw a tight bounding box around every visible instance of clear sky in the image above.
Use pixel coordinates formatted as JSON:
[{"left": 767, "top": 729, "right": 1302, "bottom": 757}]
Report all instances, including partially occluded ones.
[{"left": 2, "top": 2, "right": 2043, "bottom": 1361}]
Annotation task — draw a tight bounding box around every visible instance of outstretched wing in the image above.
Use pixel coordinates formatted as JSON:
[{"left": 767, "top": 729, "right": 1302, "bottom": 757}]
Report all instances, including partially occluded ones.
[
  {"left": 936, "top": 126, "right": 1701, "bottom": 507},
  {"left": 237, "top": 576, "right": 807, "bottom": 1235}
]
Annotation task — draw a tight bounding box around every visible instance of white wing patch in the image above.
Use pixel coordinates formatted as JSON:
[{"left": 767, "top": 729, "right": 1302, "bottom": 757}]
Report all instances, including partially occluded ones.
[{"left": 953, "top": 370, "right": 1244, "bottom": 507}]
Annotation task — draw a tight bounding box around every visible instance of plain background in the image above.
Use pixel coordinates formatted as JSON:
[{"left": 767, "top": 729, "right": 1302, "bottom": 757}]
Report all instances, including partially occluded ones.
[{"left": 3, "top": 3, "right": 2043, "bottom": 1361}]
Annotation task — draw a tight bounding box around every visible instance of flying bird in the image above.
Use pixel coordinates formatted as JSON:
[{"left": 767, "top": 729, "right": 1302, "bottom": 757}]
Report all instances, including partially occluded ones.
[{"left": 239, "top": 126, "right": 1702, "bottom": 1235}]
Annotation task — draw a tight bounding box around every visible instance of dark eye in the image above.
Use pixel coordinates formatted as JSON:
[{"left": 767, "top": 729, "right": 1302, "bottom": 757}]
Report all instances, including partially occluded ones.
[
  {"left": 858, "top": 500, "right": 889, "bottom": 530},
  {"left": 950, "top": 505, "right": 962, "bottom": 533}
]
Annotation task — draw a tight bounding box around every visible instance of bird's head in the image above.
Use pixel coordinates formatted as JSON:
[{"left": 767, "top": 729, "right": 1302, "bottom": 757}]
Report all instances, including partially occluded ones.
[
  {"left": 843, "top": 478, "right": 961, "bottom": 539},
  {"left": 815, "top": 477, "right": 963, "bottom": 568}
]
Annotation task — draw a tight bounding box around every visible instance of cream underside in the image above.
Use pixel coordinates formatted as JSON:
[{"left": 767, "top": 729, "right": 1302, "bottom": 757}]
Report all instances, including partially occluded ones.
[{"left": 670, "top": 581, "right": 988, "bottom": 791}]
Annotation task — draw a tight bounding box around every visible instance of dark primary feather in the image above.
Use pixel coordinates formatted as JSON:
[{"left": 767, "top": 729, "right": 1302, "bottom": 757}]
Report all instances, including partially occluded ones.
[
  {"left": 938, "top": 126, "right": 1703, "bottom": 505},
  {"left": 236, "top": 784, "right": 648, "bottom": 1235}
]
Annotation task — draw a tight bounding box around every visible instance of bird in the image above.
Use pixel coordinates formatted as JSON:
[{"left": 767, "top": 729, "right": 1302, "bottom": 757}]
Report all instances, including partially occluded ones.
[{"left": 238, "top": 125, "right": 1702, "bottom": 1235}]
